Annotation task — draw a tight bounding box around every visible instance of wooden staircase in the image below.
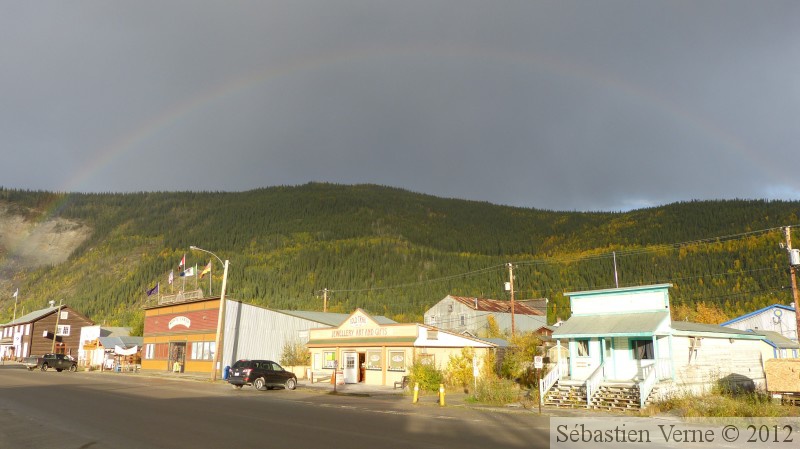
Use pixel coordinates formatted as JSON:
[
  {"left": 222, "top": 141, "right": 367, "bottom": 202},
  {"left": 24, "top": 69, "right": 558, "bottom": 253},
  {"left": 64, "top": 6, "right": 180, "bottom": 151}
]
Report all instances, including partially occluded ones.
[
  {"left": 590, "top": 383, "right": 640, "bottom": 411},
  {"left": 543, "top": 380, "right": 665, "bottom": 411},
  {"left": 543, "top": 382, "right": 587, "bottom": 408}
]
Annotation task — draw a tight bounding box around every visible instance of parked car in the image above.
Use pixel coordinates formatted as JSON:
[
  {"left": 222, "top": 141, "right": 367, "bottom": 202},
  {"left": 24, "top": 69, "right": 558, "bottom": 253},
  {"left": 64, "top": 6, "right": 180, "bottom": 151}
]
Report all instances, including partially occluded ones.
[
  {"left": 228, "top": 359, "right": 297, "bottom": 391},
  {"left": 23, "top": 353, "right": 78, "bottom": 372}
]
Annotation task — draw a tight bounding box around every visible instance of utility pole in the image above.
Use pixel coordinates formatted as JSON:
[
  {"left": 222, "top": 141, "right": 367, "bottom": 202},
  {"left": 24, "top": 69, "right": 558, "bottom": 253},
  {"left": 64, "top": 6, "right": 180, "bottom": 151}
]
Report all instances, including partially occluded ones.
[
  {"left": 51, "top": 299, "right": 64, "bottom": 354},
  {"left": 784, "top": 227, "right": 800, "bottom": 341},
  {"left": 323, "top": 288, "right": 329, "bottom": 313},
  {"left": 507, "top": 263, "right": 516, "bottom": 336}
]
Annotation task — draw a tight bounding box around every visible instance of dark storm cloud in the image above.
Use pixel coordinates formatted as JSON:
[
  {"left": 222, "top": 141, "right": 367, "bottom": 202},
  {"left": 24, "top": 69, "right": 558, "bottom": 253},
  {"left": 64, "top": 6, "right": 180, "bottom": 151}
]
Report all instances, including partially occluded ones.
[{"left": 1, "top": 1, "right": 798, "bottom": 211}]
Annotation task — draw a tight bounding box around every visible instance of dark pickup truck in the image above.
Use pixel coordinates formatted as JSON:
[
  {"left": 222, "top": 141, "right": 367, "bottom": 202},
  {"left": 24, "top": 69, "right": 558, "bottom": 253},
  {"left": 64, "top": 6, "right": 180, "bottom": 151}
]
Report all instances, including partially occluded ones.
[{"left": 23, "top": 353, "right": 78, "bottom": 372}]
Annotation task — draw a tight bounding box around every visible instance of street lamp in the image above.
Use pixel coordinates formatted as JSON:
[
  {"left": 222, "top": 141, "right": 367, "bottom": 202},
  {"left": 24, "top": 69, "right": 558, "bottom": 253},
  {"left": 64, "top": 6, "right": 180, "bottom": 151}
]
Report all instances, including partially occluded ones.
[{"left": 190, "top": 246, "right": 230, "bottom": 382}]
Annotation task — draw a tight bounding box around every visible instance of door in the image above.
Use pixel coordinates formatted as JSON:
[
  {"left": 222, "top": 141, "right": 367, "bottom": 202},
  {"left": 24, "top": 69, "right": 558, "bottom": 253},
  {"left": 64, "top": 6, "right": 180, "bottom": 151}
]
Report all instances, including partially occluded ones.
[
  {"left": 169, "top": 342, "right": 186, "bottom": 373},
  {"left": 343, "top": 352, "right": 358, "bottom": 383}
]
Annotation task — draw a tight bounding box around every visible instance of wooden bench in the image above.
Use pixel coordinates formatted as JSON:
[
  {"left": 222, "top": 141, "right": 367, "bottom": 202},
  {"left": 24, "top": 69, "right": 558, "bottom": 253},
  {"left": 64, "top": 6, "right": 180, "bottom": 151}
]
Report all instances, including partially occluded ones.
[
  {"left": 394, "top": 376, "right": 409, "bottom": 390},
  {"left": 311, "top": 371, "right": 332, "bottom": 383}
]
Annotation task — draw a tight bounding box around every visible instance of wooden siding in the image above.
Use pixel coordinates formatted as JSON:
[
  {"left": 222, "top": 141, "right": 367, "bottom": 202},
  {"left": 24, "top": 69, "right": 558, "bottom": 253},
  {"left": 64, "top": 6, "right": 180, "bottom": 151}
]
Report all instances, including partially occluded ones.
[
  {"left": 144, "top": 308, "right": 219, "bottom": 336},
  {"left": 27, "top": 307, "right": 95, "bottom": 357}
]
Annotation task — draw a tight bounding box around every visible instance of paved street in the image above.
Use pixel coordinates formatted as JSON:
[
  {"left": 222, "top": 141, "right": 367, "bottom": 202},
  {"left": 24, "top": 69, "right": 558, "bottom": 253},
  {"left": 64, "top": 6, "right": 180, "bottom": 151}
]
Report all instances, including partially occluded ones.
[{"left": 0, "top": 364, "right": 549, "bottom": 448}]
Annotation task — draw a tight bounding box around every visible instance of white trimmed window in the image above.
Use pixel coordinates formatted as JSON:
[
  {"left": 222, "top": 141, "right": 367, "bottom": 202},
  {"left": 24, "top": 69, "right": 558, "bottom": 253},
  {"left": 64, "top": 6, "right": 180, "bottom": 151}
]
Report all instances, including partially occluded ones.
[
  {"left": 190, "top": 341, "right": 215, "bottom": 360},
  {"left": 145, "top": 344, "right": 155, "bottom": 360},
  {"left": 56, "top": 325, "right": 71, "bottom": 336}
]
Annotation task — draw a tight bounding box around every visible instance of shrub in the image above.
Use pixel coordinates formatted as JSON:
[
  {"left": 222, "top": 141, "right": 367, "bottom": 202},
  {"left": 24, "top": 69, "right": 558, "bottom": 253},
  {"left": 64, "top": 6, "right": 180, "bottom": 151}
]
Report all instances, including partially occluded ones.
[
  {"left": 408, "top": 359, "right": 444, "bottom": 392},
  {"left": 279, "top": 340, "right": 310, "bottom": 367},
  {"left": 446, "top": 347, "right": 475, "bottom": 393}
]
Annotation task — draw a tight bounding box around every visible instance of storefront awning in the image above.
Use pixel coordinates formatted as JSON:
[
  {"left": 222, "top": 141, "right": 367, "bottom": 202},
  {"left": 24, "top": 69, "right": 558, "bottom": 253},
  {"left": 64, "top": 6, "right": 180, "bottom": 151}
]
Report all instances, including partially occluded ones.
[{"left": 552, "top": 311, "right": 670, "bottom": 338}]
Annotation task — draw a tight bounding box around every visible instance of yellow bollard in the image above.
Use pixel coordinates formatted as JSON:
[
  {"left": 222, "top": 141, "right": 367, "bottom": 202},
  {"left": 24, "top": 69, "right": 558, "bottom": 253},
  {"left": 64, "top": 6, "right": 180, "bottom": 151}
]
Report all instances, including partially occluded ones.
[
  {"left": 412, "top": 382, "right": 420, "bottom": 404},
  {"left": 438, "top": 383, "right": 445, "bottom": 406}
]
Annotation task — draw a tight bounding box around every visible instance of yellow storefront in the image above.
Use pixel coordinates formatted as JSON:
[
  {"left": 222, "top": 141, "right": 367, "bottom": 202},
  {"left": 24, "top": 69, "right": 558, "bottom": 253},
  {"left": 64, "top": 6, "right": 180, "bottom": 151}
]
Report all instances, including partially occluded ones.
[{"left": 307, "top": 309, "right": 496, "bottom": 386}]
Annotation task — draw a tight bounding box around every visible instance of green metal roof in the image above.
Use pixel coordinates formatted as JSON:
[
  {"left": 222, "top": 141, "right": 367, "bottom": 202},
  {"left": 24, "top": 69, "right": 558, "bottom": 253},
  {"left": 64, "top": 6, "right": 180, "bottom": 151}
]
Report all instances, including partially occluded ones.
[
  {"left": 753, "top": 330, "right": 800, "bottom": 349},
  {"left": 670, "top": 321, "right": 759, "bottom": 337},
  {"left": 306, "top": 336, "right": 417, "bottom": 346},
  {"left": 552, "top": 311, "right": 670, "bottom": 338}
]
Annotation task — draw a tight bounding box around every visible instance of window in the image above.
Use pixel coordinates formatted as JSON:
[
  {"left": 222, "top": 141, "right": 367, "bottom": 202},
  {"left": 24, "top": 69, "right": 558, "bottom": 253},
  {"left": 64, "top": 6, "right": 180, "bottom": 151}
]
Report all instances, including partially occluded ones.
[
  {"left": 631, "top": 340, "right": 654, "bottom": 360},
  {"left": 56, "top": 325, "right": 71, "bottom": 336},
  {"left": 418, "top": 353, "right": 435, "bottom": 366},
  {"left": 60, "top": 311, "right": 68, "bottom": 320},
  {"left": 388, "top": 351, "right": 405, "bottom": 371},
  {"left": 323, "top": 351, "right": 336, "bottom": 369},
  {"left": 190, "top": 341, "right": 215, "bottom": 360},
  {"left": 154, "top": 343, "right": 169, "bottom": 359},
  {"left": 460, "top": 314, "right": 466, "bottom": 326},
  {"left": 428, "top": 316, "right": 437, "bottom": 326},
  {"left": 145, "top": 344, "right": 155, "bottom": 360},
  {"left": 366, "top": 350, "right": 382, "bottom": 370},
  {"left": 427, "top": 329, "right": 438, "bottom": 340},
  {"left": 576, "top": 340, "right": 590, "bottom": 357},
  {"left": 25, "top": 324, "right": 30, "bottom": 335}
]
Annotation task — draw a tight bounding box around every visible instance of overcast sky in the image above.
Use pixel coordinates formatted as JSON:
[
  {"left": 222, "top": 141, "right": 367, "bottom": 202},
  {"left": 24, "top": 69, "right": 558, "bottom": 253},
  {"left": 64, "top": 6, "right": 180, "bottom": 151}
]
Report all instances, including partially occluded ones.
[{"left": 1, "top": 1, "right": 798, "bottom": 212}]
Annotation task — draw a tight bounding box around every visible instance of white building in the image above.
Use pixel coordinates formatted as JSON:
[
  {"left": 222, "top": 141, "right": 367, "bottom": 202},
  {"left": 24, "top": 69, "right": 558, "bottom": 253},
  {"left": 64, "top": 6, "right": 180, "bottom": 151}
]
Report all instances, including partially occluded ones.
[
  {"left": 721, "top": 304, "right": 797, "bottom": 342},
  {"left": 542, "top": 284, "right": 773, "bottom": 410},
  {"left": 424, "top": 295, "right": 547, "bottom": 336}
]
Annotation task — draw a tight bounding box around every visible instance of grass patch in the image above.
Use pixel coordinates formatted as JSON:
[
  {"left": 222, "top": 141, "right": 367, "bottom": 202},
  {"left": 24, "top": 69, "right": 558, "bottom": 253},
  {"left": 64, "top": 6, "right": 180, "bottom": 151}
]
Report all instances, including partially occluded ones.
[
  {"left": 649, "top": 390, "right": 800, "bottom": 418},
  {"left": 469, "top": 378, "right": 522, "bottom": 406}
]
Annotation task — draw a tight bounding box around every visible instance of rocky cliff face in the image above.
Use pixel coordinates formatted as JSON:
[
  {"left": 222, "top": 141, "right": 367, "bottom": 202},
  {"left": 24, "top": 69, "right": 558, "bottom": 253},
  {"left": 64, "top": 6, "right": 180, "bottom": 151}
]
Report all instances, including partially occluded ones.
[{"left": 0, "top": 205, "right": 91, "bottom": 271}]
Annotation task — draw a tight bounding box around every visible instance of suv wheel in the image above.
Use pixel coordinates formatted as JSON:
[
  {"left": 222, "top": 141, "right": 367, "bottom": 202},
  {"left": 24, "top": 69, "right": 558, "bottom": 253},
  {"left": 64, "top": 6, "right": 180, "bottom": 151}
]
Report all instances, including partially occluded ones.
[
  {"left": 285, "top": 378, "right": 296, "bottom": 390},
  {"left": 69, "top": 365, "right": 77, "bottom": 372},
  {"left": 254, "top": 377, "right": 266, "bottom": 391}
]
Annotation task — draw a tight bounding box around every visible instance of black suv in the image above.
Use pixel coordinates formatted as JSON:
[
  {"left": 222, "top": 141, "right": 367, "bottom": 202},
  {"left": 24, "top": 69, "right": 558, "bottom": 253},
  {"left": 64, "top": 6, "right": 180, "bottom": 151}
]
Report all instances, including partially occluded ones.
[{"left": 228, "top": 359, "right": 297, "bottom": 391}]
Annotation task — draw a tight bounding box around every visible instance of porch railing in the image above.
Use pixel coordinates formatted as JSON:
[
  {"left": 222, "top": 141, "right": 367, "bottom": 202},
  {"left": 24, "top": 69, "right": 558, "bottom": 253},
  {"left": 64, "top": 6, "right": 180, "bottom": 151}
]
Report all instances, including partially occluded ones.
[
  {"left": 639, "top": 362, "right": 657, "bottom": 409},
  {"left": 585, "top": 361, "right": 605, "bottom": 407},
  {"left": 539, "top": 363, "right": 562, "bottom": 406},
  {"left": 655, "top": 357, "right": 672, "bottom": 380}
]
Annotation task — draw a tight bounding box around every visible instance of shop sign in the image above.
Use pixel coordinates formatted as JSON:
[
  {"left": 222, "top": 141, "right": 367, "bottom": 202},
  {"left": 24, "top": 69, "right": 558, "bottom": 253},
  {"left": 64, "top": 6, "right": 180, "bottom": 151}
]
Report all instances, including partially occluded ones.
[
  {"left": 331, "top": 328, "right": 389, "bottom": 338},
  {"left": 168, "top": 316, "right": 191, "bottom": 329}
]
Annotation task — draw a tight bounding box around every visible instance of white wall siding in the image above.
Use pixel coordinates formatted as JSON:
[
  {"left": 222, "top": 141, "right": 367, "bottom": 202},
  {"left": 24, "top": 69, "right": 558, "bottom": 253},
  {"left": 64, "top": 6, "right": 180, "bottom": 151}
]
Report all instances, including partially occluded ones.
[
  {"left": 670, "top": 336, "right": 766, "bottom": 396},
  {"left": 223, "top": 301, "right": 332, "bottom": 367},
  {"left": 725, "top": 309, "right": 797, "bottom": 341}
]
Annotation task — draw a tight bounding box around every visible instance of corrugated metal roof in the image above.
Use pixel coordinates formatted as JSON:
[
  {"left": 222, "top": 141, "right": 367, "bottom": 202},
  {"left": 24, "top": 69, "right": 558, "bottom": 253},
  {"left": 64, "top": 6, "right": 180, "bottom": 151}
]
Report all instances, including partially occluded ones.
[
  {"left": 99, "top": 336, "right": 143, "bottom": 349},
  {"left": 671, "top": 321, "right": 755, "bottom": 336},
  {"left": 278, "top": 310, "right": 396, "bottom": 326},
  {"left": 552, "top": 311, "right": 670, "bottom": 338},
  {"left": 2, "top": 305, "right": 59, "bottom": 326},
  {"left": 448, "top": 295, "right": 545, "bottom": 316},
  {"left": 753, "top": 330, "right": 800, "bottom": 349},
  {"left": 100, "top": 327, "right": 132, "bottom": 338}
]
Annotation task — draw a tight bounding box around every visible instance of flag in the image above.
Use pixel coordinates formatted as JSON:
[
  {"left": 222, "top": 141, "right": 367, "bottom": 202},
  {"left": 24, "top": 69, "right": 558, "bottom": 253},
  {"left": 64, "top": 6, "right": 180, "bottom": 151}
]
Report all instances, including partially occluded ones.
[
  {"left": 199, "top": 261, "right": 212, "bottom": 279},
  {"left": 12, "top": 288, "right": 18, "bottom": 299},
  {"left": 146, "top": 283, "right": 159, "bottom": 296},
  {"left": 180, "top": 267, "right": 195, "bottom": 277},
  {"left": 178, "top": 254, "right": 186, "bottom": 269},
  {"left": 168, "top": 270, "right": 174, "bottom": 285}
]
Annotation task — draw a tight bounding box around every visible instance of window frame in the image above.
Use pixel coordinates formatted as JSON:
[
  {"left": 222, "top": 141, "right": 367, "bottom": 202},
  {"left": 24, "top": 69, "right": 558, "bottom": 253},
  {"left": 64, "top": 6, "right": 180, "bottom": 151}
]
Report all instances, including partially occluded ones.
[{"left": 575, "top": 339, "right": 590, "bottom": 358}]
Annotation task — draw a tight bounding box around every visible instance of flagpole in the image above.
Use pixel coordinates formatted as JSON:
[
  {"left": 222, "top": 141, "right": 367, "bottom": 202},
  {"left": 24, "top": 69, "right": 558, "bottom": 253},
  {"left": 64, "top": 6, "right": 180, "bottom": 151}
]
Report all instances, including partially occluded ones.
[
  {"left": 209, "top": 262, "right": 213, "bottom": 296},
  {"left": 12, "top": 289, "right": 19, "bottom": 322},
  {"left": 195, "top": 263, "right": 198, "bottom": 290}
]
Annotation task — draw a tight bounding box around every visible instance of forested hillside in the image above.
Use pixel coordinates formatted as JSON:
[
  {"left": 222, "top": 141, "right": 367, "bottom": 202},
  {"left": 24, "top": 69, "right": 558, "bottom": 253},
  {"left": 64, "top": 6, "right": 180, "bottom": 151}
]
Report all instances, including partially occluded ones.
[{"left": 1, "top": 183, "right": 799, "bottom": 329}]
